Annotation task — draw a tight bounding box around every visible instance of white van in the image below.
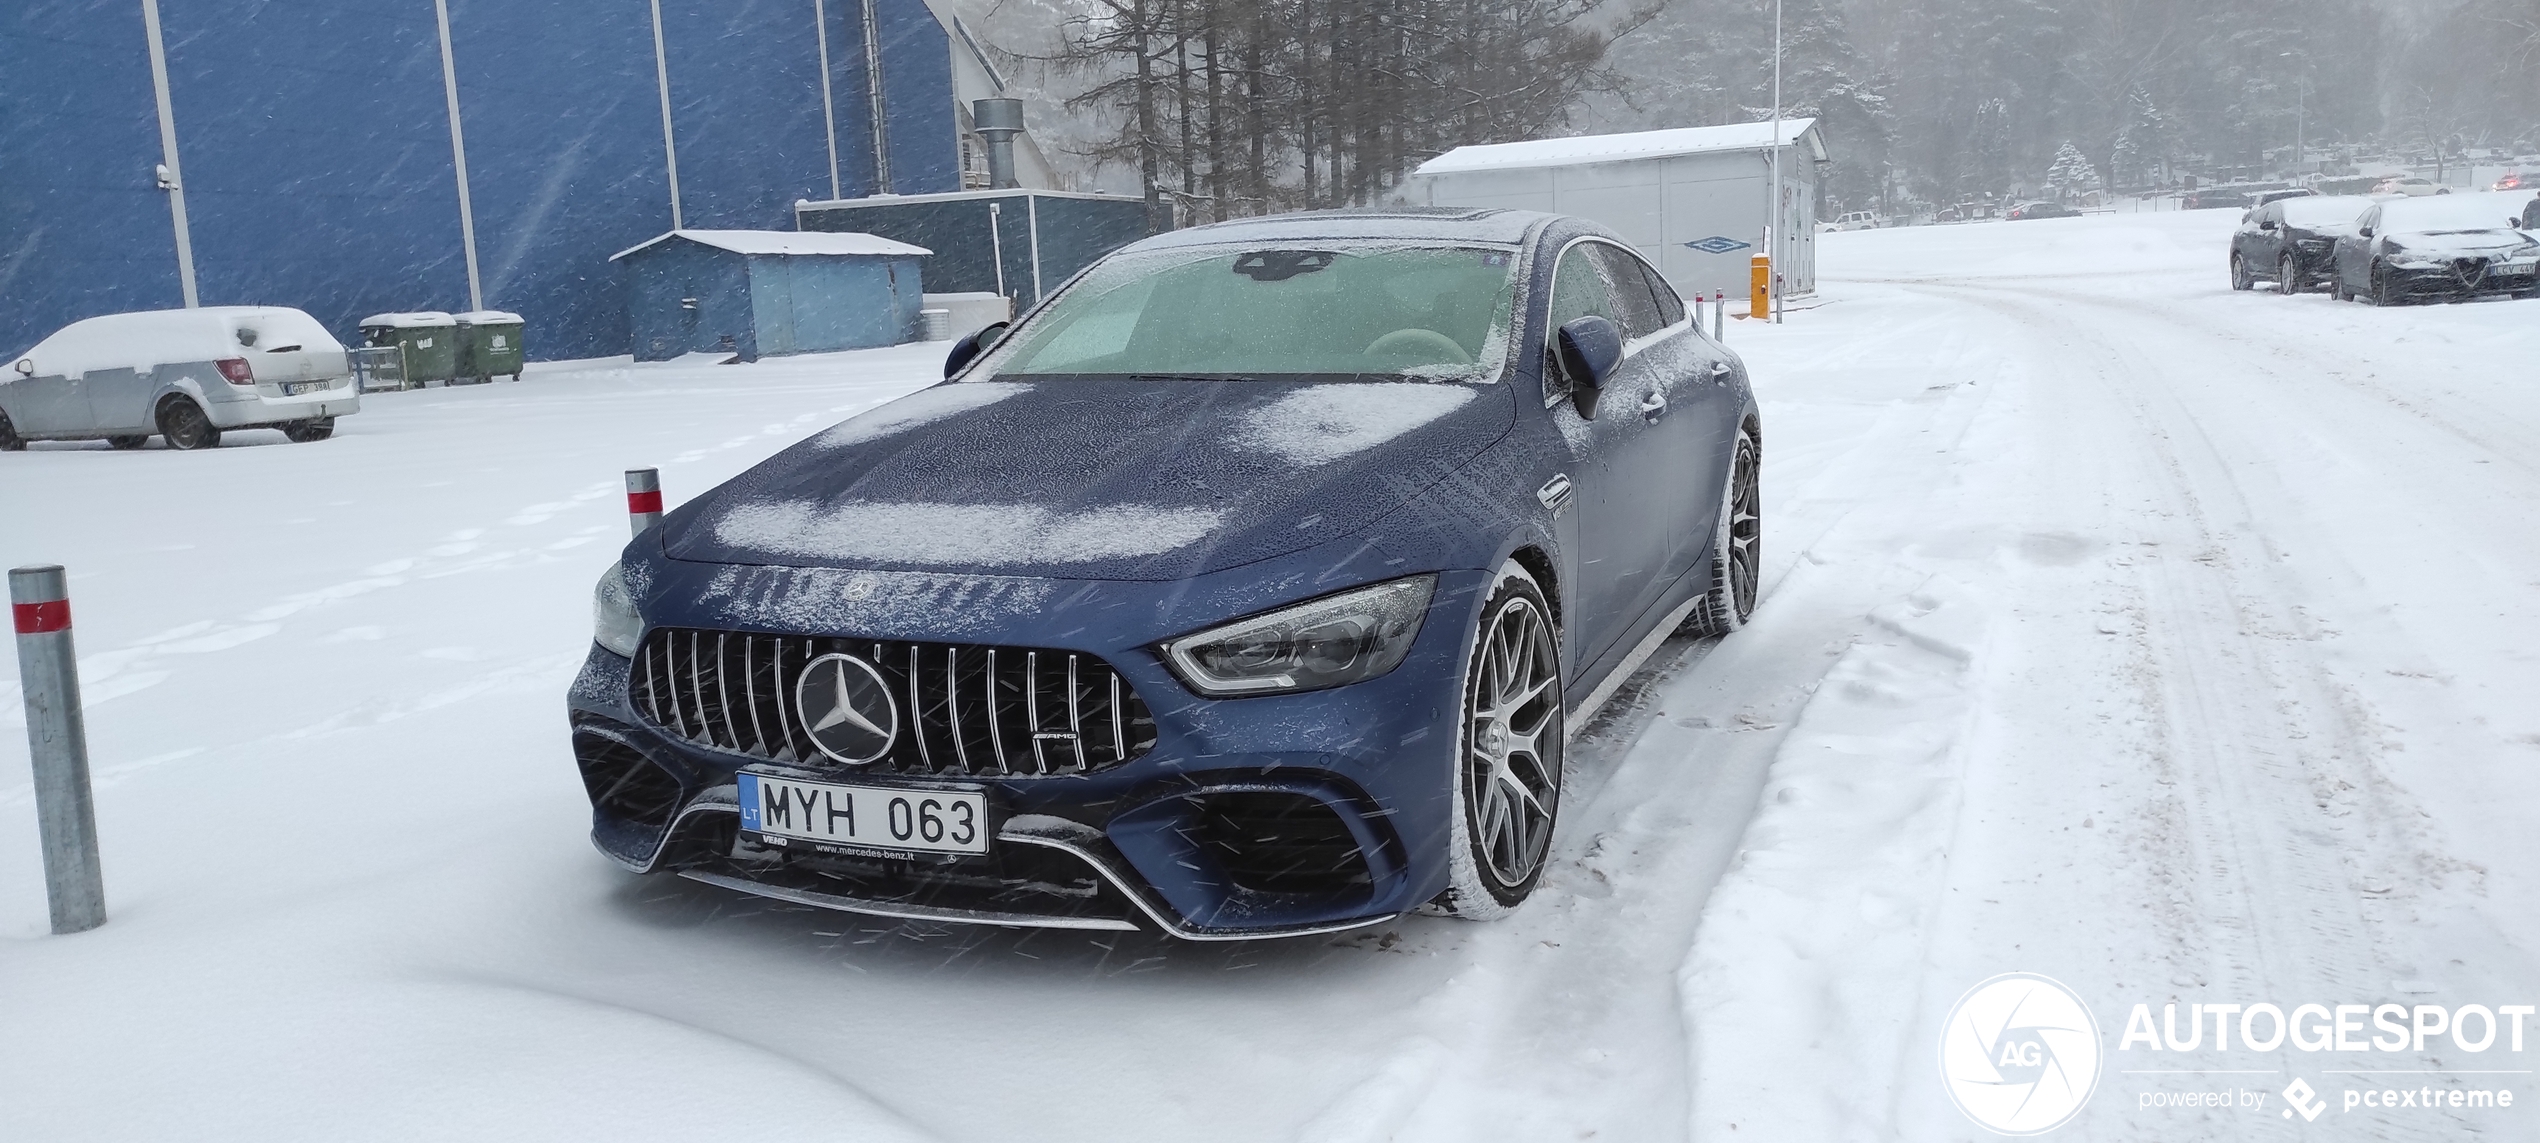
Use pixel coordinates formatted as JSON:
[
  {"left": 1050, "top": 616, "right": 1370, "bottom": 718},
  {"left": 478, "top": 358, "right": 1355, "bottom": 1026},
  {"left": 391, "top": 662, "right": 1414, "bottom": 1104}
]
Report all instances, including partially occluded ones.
[{"left": 0, "top": 306, "right": 360, "bottom": 450}]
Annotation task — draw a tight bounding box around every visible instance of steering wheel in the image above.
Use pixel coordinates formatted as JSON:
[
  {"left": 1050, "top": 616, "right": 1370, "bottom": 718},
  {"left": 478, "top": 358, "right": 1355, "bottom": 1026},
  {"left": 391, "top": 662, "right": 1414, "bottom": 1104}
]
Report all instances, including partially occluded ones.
[{"left": 1364, "top": 328, "right": 1472, "bottom": 366}]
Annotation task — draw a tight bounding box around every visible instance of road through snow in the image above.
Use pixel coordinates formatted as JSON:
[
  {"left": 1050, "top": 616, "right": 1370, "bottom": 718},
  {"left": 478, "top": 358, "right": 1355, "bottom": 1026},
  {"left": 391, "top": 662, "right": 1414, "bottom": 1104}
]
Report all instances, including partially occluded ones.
[{"left": 4, "top": 210, "right": 2537, "bottom": 1142}]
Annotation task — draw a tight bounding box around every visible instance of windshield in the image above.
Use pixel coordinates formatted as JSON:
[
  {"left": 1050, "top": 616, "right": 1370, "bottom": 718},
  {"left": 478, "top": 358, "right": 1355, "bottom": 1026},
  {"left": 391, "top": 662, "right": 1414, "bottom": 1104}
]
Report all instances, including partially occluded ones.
[
  {"left": 981, "top": 242, "right": 1521, "bottom": 382},
  {"left": 2281, "top": 197, "right": 2369, "bottom": 228},
  {"left": 2378, "top": 194, "right": 2530, "bottom": 233}
]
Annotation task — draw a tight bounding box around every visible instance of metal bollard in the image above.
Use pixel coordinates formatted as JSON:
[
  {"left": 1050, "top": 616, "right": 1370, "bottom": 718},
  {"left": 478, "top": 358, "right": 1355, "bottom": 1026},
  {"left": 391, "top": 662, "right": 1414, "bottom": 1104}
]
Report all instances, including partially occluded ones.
[
  {"left": 1712, "top": 291, "right": 1726, "bottom": 340},
  {"left": 9, "top": 565, "right": 105, "bottom": 935},
  {"left": 625, "top": 468, "right": 662, "bottom": 536}
]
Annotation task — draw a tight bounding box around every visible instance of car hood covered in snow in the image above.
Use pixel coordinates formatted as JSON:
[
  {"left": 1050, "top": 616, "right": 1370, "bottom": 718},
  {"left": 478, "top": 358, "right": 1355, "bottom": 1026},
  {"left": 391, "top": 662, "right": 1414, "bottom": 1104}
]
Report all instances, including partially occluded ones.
[
  {"left": 2382, "top": 229, "right": 2538, "bottom": 257},
  {"left": 663, "top": 376, "right": 1517, "bottom": 581}
]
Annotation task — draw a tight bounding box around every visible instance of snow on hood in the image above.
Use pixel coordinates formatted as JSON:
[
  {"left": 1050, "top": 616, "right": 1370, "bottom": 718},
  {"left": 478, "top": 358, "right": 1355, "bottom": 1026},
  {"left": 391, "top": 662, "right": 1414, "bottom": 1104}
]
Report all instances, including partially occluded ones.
[
  {"left": 709, "top": 500, "right": 1224, "bottom": 567},
  {"left": 1225, "top": 383, "right": 1478, "bottom": 465},
  {"left": 814, "top": 381, "right": 1031, "bottom": 450},
  {"left": 666, "top": 376, "right": 1517, "bottom": 581},
  {"left": 2382, "top": 230, "right": 2537, "bottom": 257}
]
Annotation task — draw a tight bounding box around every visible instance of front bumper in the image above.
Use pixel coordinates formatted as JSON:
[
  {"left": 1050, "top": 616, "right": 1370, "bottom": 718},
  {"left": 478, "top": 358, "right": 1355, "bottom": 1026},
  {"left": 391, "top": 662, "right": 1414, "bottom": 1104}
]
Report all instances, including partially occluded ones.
[
  {"left": 2384, "top": 260, "right": 2539, "bottom": 297},
  {"left": 563, "top": 561, "right": 1495, "bottom": 939}
]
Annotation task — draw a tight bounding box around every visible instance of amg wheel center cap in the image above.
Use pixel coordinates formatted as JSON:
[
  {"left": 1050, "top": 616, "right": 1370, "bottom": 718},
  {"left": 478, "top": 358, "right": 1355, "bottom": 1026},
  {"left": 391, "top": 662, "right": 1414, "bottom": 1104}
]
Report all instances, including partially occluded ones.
[{"left": 794, "top": 653, "right": 899, "bottom": 764}]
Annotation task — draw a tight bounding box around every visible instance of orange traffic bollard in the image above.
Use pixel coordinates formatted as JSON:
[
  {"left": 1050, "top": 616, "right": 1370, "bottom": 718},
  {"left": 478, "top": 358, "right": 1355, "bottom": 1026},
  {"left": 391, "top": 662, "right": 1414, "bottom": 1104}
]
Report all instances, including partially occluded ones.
[{"left": 1749, "top": 255, "right": 1772, "bottom": 320}]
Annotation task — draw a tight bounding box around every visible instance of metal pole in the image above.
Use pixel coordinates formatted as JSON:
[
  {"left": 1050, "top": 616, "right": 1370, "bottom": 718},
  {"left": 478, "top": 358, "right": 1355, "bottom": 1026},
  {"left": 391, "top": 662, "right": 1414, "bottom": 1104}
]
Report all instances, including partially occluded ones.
[
  {"left": 1769, "top": 0, "right": 1784, "bottom": 324},
  {"left": 433, "top": 0, "right": 484, "bottom": 313},
  {"left": 859, "top": 0, "right": 891, "bottom": 193},
  {"left": 648, "top": 0, "right": 684, "bottom": 229},
  {"left": 988, "top": 202, "right": 1007, "bottom": 300},
  {"left": 626, "top": 469, "right": 663, "bottom": 536},
  {"left": 138, "top": 0, "right": 197, "bottom": 308},
  {"left": 10, "top": 566, "right": 105, "bottom": 935},
  {"left": 813, "top": 0, "right": 842, "bottom": 201}
]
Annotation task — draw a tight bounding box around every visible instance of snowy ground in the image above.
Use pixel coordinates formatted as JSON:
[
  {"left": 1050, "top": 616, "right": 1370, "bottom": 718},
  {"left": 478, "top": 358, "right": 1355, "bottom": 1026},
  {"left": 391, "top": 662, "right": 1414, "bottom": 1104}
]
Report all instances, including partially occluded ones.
[{"left": 4, "top": 209, "right": 2538, "bottom": 1141}]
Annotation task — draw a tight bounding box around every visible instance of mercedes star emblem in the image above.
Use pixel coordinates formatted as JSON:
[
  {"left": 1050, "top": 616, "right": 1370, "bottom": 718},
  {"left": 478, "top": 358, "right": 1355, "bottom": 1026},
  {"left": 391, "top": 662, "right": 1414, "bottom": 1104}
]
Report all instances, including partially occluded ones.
[{"left": 793, "top": 653, "right": 899, "bottom": 765}]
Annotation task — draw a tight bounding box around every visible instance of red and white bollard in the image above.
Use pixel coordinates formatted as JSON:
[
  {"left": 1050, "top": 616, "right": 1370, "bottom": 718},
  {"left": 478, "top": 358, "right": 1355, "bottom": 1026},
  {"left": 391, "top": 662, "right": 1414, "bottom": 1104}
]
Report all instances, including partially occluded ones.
[
  {"left": 1712, "top": 290, "right": 1727, "bottom": 340},
  {"left": 9, "top": 565, "right": 105, "bottom": 934},
  {"left": 625, "top": 468, "right": 663, "bottom": 536}
]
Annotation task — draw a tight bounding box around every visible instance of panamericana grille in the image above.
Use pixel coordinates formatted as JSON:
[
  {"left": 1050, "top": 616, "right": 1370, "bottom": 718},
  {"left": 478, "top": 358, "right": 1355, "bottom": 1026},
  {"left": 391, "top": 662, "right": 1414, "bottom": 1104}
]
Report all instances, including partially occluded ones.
[{"left": 631, "top": 628, "right": 1157, "bottom": 776}]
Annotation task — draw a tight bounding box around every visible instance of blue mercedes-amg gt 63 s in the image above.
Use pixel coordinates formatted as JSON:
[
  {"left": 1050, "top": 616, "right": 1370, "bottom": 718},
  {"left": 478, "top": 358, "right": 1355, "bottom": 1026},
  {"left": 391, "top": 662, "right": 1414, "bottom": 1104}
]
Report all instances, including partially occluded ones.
[{"left": 566, "top": 207, "right": 1761, "bottom": 939}]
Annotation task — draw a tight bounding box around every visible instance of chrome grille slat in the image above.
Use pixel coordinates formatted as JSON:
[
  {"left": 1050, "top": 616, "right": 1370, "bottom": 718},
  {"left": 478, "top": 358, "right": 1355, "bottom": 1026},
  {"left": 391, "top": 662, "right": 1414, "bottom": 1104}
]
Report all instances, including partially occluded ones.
[
  {"left": 1066, "top": 654, "right": 1086, "bottom": 773},
  {"left": 985, "top": 649, "right": 1010, "bottom": 775},
  {"left": 1026, "top": 651, "right": 1050, "bottom": 775},
  {"left": 629, "top": 628, "right": 1154, "bottom": 777}
]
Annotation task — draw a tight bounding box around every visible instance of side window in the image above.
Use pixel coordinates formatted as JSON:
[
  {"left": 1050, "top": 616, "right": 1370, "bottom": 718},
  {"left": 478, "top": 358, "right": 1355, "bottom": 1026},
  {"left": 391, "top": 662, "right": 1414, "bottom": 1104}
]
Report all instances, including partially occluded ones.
[
  {"left": 1588, "top": 243, "right": 1665, "bottom": 339},
  {"left": 1634, "top": 256, "right": 1686, "bottom": 327},
  {"left": 1547, "top": 245, "right": 1619, "bottom": 333}
]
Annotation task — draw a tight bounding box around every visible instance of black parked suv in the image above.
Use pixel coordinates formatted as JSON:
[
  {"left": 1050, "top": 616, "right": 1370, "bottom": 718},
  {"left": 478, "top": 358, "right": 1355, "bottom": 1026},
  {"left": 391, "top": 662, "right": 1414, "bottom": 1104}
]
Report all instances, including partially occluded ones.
[{"left": 2230, "top": 195, "right": 2373, "bottom": 293}]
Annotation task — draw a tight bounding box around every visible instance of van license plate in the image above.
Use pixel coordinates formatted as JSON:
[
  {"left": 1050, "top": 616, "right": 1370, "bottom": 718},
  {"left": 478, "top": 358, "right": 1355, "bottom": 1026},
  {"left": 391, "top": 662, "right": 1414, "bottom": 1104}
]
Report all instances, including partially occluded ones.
[{"left": 736, "top": 772, "right": 988, "bottom": 856}]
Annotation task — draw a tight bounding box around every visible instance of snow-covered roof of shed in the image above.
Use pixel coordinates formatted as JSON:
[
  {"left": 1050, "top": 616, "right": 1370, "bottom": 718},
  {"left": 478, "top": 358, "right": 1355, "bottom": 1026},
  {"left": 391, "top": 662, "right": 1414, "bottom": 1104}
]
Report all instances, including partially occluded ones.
[
  {"left": 1127, "top": 207, "right": 1551, "bottom": 253},
  {"left": 452, "top": 310, "right": 523, "bottom": 324},
  {"left": 609, "top": 229, "right": 932, "bottom": 261},
  {"left": 1414, "top": 119, "right": 1824, "bottom": 177}
]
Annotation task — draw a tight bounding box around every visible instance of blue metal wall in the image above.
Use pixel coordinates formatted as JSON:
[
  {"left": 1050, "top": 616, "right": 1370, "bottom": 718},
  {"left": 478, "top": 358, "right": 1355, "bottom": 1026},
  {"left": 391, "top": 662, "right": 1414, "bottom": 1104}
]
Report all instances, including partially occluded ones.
[{"left": 0, "top": 0, "right": 957, "bottom": 362}]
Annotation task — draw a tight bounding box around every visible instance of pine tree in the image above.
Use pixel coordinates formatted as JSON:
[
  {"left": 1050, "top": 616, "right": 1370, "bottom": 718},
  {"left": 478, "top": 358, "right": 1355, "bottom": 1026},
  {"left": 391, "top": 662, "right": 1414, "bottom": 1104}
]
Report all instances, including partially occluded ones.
[{"left": 2045, "top": 141, "right": 2100, "bottom": 201}]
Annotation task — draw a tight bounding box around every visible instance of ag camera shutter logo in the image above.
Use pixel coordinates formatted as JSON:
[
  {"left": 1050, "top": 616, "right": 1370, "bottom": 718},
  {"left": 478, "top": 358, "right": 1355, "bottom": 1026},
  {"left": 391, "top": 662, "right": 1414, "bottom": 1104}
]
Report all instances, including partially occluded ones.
[{"left": 1940, "top": 973, "right": 2103, "bottom": 1135}]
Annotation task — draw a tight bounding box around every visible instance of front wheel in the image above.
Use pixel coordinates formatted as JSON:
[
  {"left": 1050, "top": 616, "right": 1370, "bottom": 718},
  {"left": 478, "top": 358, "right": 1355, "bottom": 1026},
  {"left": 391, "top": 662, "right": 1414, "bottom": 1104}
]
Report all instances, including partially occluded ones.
[
  {"left": 282, "top": 417, "right": 335, "bottom": 443},
  {"left": 1432, "top": 562, "right": 1564, "bottom": 920},
  {"left": 0, "top": 410, "right": 24, "bottom": 451},
  {"left": 158, "top": 397, "right": 220, "bottom": 450},
  {"left": 2371, "top": 264, "right": 2403, "bottom": 306},
  {"left": 1681, "top": 420, "right": 1762, "bottom": 636},
  {"left": 2279, "top": 254, "right": 2304, "bottom": 294}
]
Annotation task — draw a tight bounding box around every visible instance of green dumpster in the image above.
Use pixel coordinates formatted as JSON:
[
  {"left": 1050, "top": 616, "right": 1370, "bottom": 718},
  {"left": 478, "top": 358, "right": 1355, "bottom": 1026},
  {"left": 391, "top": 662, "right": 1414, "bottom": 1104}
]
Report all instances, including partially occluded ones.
[
  {"left": 453, "top": 310, "right": 525, "bottom": 383},
  {"left": 358, "top": 312, "right": 458, "bottom": 388}
]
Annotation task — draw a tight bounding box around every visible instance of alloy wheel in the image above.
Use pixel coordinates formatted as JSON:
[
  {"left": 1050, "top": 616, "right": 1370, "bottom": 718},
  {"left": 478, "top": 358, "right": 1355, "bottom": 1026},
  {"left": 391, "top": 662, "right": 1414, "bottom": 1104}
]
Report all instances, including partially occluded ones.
[
  {"left": 1463, "top": 593, "right": 1562, "bottom": 889},
  {"left": 1725, "top": 430, "right": 1760, "bottom": 621},
  {"left": 160, "top": 398, "right": 218, "bottom": 450},
  {"left": 2280, "top": 255, "right": 2301, "bottom": 294}
]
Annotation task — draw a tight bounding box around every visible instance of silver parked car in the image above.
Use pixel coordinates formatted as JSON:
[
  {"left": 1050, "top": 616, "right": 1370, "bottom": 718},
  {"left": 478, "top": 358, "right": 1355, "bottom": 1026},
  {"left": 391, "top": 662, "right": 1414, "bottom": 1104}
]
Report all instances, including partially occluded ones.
[{"left": 0, "top": 306, "right": 360, "bottom": 450}]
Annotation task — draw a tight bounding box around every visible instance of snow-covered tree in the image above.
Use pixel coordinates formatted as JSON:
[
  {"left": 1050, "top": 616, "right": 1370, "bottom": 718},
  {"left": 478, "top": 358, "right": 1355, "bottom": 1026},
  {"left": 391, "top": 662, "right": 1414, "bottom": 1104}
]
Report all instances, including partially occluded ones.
[{"left": 2044, "top": 141, "right": 2100, "bottom": 201}]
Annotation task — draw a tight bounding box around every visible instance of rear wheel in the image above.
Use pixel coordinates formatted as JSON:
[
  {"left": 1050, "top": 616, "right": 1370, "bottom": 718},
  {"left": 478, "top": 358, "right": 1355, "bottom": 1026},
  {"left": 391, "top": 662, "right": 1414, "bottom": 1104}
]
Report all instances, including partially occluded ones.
[
  {"left": 2231, "top": 253, "right": 2254, "bottom": 291},
  {"left": 1432, "top": 562, "right": 1563, "bottom": 920},
  {"left": 158, "top": 397, "right": 220, "bottom": 450},
  {"left": 1681, "top": 420, "right": 1762, "bottom": 636},
  {"left": 106, "top": 435, "right": 148, "bottom": 450},
  {"left": 282, "top": 417, "right": 335, "bottom": 443}
]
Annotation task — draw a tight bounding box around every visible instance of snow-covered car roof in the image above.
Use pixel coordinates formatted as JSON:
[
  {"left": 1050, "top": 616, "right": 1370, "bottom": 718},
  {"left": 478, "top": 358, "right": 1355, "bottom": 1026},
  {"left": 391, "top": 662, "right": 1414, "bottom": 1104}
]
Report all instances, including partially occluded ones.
[
  {"left": 12, "top": 306, "right": 339, "bottom": 379},
  {"left": 1124, "top": 207, "right": 1552, "bottom": 253},
  {"left": 609, "top": 229, "right": 932, "bottom": 261},
  {"left": 2279, "top": 195, "right": 2373, "bottom": 227},
  {"left": 1412, "top": 118, "right": 1825, "bottom": 175}
]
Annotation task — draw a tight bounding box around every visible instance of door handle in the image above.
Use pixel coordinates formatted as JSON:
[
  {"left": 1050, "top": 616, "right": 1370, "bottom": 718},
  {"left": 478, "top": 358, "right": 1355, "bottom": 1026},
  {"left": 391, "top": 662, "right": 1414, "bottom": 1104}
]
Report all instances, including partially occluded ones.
[
  {"left": 1639, "top": 390, "right": 1667, "bottom": 421},
  {"left": 1709, "top": 361, "right": 1733, "bottom": 385}
]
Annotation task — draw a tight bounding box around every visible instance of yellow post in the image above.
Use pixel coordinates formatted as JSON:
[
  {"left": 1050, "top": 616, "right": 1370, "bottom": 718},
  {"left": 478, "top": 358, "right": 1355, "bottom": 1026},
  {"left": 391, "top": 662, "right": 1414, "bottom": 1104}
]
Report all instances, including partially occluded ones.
[{"left": 1749, "top": 255, "right": 1772, "bottom": 319}]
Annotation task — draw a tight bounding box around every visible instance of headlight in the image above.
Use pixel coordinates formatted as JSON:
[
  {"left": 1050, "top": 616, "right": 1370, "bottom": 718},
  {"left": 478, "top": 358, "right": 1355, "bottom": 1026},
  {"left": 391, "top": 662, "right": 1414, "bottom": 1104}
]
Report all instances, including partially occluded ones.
[
  {"left": 1160, "top": 575, "right": 1436, "bottom": 697},
  {"left": 592, "top": 561, "right": 643, "bottom": 657}
]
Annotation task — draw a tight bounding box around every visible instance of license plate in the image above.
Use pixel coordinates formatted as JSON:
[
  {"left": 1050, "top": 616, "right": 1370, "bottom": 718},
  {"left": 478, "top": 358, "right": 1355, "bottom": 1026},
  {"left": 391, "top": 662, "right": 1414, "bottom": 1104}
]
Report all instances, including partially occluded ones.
[
  {"left": 2499, "top": 263, "right": 2535, "bottom": 276},
  {"left": 285, "top": 381, "right": 327, "bottom": 395},
  {"left": 736, "top": 772, "right": 989, "bottom": 856}
]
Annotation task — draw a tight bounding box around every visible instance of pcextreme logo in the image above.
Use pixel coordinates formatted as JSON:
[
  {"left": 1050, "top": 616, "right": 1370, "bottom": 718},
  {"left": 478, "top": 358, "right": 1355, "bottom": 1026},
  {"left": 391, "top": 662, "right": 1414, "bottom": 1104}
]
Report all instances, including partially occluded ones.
[{"left": 1939, "top": 973, "right": 2104, "bottom": 1136}]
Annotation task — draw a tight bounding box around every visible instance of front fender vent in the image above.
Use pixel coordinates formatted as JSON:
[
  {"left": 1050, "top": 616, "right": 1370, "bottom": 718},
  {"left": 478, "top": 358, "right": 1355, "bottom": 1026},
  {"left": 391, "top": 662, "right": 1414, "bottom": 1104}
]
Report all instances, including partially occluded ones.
[{"left": 630, "top": 628, "right": 1157, "bottom": 777}]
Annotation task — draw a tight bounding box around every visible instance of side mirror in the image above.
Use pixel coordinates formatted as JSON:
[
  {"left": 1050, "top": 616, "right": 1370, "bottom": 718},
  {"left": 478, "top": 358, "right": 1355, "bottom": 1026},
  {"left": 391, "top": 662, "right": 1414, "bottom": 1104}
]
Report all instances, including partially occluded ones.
[
  {"left": 942, "top": 321, "right": 1010, "bottom": 379},
  {"left": 12, "top": 359, "right": 30, "bottom": 377},
  {"left": 1554, "top": 315, "right": 1623, "bottom": 420},
  {"left": 2358, "top": 226, "right": 2373, "bottom": 238},
  {"left": 2259, "top": 219, "right": 2279, "bottom": 231}
]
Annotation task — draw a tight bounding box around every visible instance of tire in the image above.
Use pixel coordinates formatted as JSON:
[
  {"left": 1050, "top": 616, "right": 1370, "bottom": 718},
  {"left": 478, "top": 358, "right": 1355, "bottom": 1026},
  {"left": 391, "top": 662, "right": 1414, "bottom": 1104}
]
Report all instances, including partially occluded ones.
[
  {"left": 106, "top": 435, "right": 148, "bottom": 450},
  {"left": 158, "top": 397, "right": 221, "bottom": 450},
  {"left": 2371, "top": 264, "right": 2403, "bottom": 307},
  {"left": 2279, "top": 254, "right": 2303, "bottom": 295},
  {"left": 1681, "top": 420, "right": 1762, "bottom": 637},
  {"left": 0, "top": 410, "right": 23, "bottom": 452},
  {"left": 2230, "top": 253, "right": 2254, "bottom": 291},
  {"left": 1431, "top": 561, "right": 1564, "bottom": 920},
  {"left": 282, "top": 417, "right": 335, "bottom": 443}
]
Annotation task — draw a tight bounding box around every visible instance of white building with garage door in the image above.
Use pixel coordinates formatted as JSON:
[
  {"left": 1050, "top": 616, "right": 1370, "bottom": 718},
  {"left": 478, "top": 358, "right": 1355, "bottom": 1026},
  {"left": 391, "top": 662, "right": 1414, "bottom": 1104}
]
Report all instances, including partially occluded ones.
[{"left": 1407, "top": 120, "right": 1827, "bottom": 306}]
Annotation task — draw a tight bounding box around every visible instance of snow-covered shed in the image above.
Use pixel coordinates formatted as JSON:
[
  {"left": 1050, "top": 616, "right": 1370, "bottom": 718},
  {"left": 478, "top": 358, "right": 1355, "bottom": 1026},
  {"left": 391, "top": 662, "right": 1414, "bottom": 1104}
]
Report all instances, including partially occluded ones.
[
  {"left": 1408, "top": 120, "right": 1828, "bottom": 304},
  {"left": 611, "top": 230, "right": 930, "bottom": 362}
]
